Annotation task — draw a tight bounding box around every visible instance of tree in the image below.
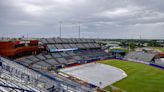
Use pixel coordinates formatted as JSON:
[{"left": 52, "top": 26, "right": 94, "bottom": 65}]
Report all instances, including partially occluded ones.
[
  {"left": 129, "top": 41, "right": 136, "bottom": 51},
  {"left": 148, "top": 40, "right": 159, "bottom": 47}
]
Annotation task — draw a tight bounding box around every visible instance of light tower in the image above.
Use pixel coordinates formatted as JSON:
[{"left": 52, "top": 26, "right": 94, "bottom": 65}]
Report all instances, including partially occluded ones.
[
  {"left": 59, "top": 21, "right": 62, "bottom": 38},
  {"left": 78, "top": 22, "right": 81, "bottom": 38}
]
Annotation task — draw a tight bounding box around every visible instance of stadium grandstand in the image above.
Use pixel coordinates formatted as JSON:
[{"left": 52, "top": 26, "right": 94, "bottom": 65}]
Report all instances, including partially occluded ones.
[
  {"left": 124, "top": 51, "right": 157, "bottom": 64},
  {"left": 0, "top": 38, "right": 114, "bottom": 92},
  {"left": 124, "top": 51, "right": 164, "bottom": 69},
  {"left": 16, "top": 38, "right": 113, "bottom": 70}
]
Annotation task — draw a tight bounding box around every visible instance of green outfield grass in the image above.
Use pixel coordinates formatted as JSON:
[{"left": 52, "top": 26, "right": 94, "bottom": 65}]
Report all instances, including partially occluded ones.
[{"left": 101, "top": 60, "right": 164, "bottom": 92}]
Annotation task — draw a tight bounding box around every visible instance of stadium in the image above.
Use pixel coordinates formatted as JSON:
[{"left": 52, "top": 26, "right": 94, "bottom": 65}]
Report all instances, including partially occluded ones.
[
  {"left": 1, "top": 0, "right": 164, "bottom": 92},
  {"left": 0, "top": 38, "right": 127, "bottom": 92},
  {"left": 0, "top": 38, "right": 163, "bottom": 92}
]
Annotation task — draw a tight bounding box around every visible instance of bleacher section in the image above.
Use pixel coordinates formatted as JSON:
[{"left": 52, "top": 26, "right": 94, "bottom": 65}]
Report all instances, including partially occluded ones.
[
  {"left": 124, "top": 51, "right": 156, "bottom": 62},
  {"left": 124, "top": 51, "right": 156, "bottom": 65},
  {"left": 0, "top": 76, "right": 37, "bottom": 92},
  {"left": 16, "top": 50, "right": 112, "bottom": 70},
  {"left": 16, "top": 38, "right": 112, "bottom": 70},
  {"left": 9, "top": 38, "right": 113, "bottom": 92},
  {"left": 40, "top": 38, "right": 100, "bottom": 50},
  {"left": 1, "top": 57, "right": 96, "bottom": 92}
]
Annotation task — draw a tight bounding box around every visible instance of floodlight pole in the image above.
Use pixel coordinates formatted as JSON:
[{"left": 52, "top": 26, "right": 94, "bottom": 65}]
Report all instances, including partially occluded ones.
[
  {"left": 139, "top": 32, "right": 142, "bottom": 47},
  {"left": 78, "top": 22, "right": 81, "bottom": 38},
  {"left": 59, "top": 21, "right": 62, "bottom": 38}
]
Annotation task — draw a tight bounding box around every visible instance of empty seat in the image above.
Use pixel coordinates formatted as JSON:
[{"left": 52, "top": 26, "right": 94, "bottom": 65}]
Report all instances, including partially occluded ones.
[
  {"left": 94, "top": 43, "right": 101, "bottom": 48},
  {"left": 45, "top": 59, "right": 59, "bottom": 65},
  {"left": 69, "top": 44, "right": 77, "bottom": 48},
  {"left": 84, "top": 43, "right": 90, "bottom": 48},
  {"left": 64, "top": 57, "right": 76, "bottom": 64},
  {"left": 46, "top": 38, "right": 55, "bottom": 43},
  {"left": 73, "top": 56, "right": 82, "bottom": 60},
  {"left": 75, "top": 44, "right": 84, "bottom": 49},
  {"left": 51, "top": 53, "right": 62, "bottom": 58},
  {"left": 67, "top": 51, "right": 76, "bottom": 56},
  {"left": 18, "top": 59, "right": 33, "bottom": 64},
  {"left": 32, "top": 61, "right": 51, "bottom": 68},
  {"left": 80, "top": 39, "right": 87, "bottom": 43},
  {"left": 44, "top": 55, "right": 53, "bottom": 59},
  {"left": 56, "top": 58, "right": 67, "bottom": 64},
  {"left": 17, "top": 59, "right": 33, "bottom": 66},
  {"left": 36, "top": 54, "right": 46, "bottom": 60},
  {"left": 60, "top": 52, "right": 69, "bottom": 57},
  {"left": 71, "top": 39, "right": 77, "bottom": 43},
  {"left": 88, "top": 43, "right": 95, "bottom": 48},
  {"left": 53, "top": 38, "right": 62, "bottom": 43},
  {"left": 67, "top": 39, "right": 73, "bottom": 43},
  {"left": 76, "top": 39, "right": 82, "bottom": 43},
  {"left": 47, "top": 44, "right": 57, "bottom": 50},
  {"left": 62, "top": 44, "right": 71, "bottom": 49},
  {"left": 55, "top": 44, "right": 64, "bottom": 49},
  {"left": 60, "top": 38, "right": 68, "bottom": 43},
  {"left": 26, "top": 56, "right": 39, "bottom": 62}
]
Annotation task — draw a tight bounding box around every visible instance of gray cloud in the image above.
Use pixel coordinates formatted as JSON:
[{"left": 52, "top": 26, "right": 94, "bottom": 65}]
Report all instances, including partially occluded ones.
[{"left": 0, "top": 0, "right": 164, "bottom": 39}]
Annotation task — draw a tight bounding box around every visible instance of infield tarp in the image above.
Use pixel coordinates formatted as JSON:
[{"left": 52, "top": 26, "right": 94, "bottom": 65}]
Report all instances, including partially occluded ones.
[{"left": 61, "top": 63, "right": 127, "bottom": 88}]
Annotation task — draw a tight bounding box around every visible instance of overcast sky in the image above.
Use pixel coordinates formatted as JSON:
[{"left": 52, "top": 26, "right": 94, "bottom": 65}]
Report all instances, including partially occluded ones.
[{"left": 0, "top": 0, "right": 164, "bottom": 39}]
